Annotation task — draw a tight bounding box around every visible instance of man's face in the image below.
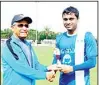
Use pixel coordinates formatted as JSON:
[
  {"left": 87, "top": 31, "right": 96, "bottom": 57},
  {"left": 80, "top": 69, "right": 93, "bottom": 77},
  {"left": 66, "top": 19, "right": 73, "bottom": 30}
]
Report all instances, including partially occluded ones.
[
  {"left": 11, "top": 20, "right": 29, "bottom": 39},
  {"left": 62, "top": 13, "right": 78, "bottom": 31}
]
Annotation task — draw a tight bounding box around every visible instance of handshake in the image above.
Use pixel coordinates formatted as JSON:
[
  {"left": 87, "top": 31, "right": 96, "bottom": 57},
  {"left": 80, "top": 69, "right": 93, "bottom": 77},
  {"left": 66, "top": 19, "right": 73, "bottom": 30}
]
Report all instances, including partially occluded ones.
[{"left": 46, "top": 64, "right": 73, "bottom": 82}]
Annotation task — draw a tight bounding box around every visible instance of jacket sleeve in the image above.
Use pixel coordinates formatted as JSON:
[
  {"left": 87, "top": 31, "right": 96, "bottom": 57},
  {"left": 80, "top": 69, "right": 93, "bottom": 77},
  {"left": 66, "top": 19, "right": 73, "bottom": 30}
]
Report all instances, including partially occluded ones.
[
  {"left": 2, "top": 44, "right": 46, "bottom": 80},
  {"left": 73, "top": 32, "right": 97, "bottom": 71}
]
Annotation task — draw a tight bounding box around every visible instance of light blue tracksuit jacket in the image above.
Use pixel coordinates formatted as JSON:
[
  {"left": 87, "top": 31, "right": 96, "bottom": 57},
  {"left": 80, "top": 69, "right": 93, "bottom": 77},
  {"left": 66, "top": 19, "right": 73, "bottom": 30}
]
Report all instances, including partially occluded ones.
[{"left": 1, "top": 35, "right": 47, "bottom": 85}]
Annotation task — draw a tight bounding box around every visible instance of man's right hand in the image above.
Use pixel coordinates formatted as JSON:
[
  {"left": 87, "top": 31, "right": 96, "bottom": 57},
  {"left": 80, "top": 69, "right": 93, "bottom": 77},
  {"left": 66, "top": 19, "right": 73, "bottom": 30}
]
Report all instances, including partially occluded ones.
[{"left": 46, "top": 71, "right": 55, "bottom": 82}]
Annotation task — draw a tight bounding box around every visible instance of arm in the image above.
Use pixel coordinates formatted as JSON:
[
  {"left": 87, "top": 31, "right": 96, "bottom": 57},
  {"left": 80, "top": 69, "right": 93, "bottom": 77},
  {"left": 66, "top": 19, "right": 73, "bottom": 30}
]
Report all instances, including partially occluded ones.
[
  {"left": 2, "top": 44, "right": 46, "bottom": 80},
  {"left": 30, "top": 44, "right": 57, "bottom": 82},
  {"left": 31, "top": 46, "right": 48, "bottom": 72},
  {"left": 73, "top": 32, "right": 97, "bottom": 71}
]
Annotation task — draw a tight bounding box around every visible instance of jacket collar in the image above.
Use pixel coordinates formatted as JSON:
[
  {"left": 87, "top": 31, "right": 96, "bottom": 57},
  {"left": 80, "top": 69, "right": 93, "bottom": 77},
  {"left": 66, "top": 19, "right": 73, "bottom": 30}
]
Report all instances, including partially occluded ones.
[{"left": 11, "top": 34, "right": 30, "bottom": 46}]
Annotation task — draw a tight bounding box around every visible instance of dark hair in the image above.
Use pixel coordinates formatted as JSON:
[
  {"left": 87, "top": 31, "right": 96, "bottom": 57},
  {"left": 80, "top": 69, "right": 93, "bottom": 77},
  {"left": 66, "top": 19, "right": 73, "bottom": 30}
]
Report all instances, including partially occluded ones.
[{"left": 62, "top": 6, "right": 79, "bottom": 19}]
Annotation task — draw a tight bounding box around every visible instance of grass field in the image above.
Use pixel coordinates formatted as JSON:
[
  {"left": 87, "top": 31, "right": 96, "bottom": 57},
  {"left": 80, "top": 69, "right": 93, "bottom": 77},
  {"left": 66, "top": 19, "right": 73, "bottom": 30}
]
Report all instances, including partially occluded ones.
[
  {"left": 1, "top": 46, "right": 97, "bottom": 85},
  {"left": 33, "top": 46, "right": 97, "bottom": 85}
]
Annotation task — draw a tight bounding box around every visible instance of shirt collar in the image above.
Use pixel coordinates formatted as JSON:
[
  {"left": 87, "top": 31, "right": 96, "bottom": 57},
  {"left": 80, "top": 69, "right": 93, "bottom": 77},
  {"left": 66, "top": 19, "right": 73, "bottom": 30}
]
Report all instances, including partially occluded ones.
[{"left": 66, "top": 28, "right": 78, "bottom": 37}]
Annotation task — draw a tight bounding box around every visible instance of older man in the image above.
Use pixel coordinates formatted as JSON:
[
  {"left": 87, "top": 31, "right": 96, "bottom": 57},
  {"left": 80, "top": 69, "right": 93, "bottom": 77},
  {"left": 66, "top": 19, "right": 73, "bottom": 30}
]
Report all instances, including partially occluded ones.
[{"left": 1, "top": 14, "right": 57, "bottom": 85}]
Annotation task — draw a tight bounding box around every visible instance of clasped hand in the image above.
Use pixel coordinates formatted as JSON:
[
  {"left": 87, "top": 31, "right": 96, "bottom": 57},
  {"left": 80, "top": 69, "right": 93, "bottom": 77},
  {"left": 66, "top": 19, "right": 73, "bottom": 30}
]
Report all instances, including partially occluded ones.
[{"left": 46, "top": 64, "right": 73, "bottom": 82}]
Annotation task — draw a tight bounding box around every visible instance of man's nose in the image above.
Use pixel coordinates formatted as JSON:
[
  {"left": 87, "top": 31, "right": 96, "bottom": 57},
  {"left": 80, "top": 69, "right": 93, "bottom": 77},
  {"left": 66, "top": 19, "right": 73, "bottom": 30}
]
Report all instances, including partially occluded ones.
[
  {"left": 22, "top": 26, "right": 28, "bottom": 30},
  {"left": 66, "top": 20, "right": 71, "bottom": 24}
]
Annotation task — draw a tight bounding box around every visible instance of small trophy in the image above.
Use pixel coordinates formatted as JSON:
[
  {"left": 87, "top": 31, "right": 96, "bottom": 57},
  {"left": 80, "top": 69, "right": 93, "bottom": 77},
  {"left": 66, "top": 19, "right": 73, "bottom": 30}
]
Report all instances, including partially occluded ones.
[{"left": 54, "top": 48, "right": 61, "bottom": 65}]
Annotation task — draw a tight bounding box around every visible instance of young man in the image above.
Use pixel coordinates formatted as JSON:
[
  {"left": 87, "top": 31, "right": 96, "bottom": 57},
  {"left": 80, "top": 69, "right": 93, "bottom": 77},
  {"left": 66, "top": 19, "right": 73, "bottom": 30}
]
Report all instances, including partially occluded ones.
[
  {"left": 52, "top": 6, "right": 97, "bottom": 85},
  {"left": 1, "top": 14, "right": 57, "bottom": 85}
]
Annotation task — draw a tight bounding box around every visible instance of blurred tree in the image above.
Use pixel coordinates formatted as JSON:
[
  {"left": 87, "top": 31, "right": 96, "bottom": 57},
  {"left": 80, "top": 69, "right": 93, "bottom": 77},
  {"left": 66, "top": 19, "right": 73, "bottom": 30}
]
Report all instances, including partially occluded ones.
[{"left": 1, "top": 27, "right": 59, "bottom": 41}]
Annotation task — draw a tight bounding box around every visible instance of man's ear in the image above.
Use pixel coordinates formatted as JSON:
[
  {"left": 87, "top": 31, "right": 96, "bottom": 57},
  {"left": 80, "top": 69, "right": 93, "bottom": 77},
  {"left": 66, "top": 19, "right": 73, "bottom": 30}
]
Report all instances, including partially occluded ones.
[{"left": 11, "top": 26, "right": 14, "bottom": 32}]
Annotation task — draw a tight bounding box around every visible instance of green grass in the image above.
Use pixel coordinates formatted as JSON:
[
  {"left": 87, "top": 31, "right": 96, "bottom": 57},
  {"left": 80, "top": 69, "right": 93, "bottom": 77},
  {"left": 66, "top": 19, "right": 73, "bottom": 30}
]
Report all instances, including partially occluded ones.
[
  {"left": 90, "top": 65, "right": 97, "bottom": 85},
  {"left": 33, "top": 46, "right": 97, "bottom": 85},
  {"left": 1, "top": 46, "right": 97, "bottom": 85}
]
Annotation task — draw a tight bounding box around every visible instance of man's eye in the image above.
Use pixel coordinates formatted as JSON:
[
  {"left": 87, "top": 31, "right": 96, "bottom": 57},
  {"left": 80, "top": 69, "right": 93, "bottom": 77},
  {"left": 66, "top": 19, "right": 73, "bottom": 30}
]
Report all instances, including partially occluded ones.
[
  {"left": 63, "top": 18, "right": 68, "bottom": 21},
  {"left": 69, "top": 18, "right": 74, "bottom": 20}
]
